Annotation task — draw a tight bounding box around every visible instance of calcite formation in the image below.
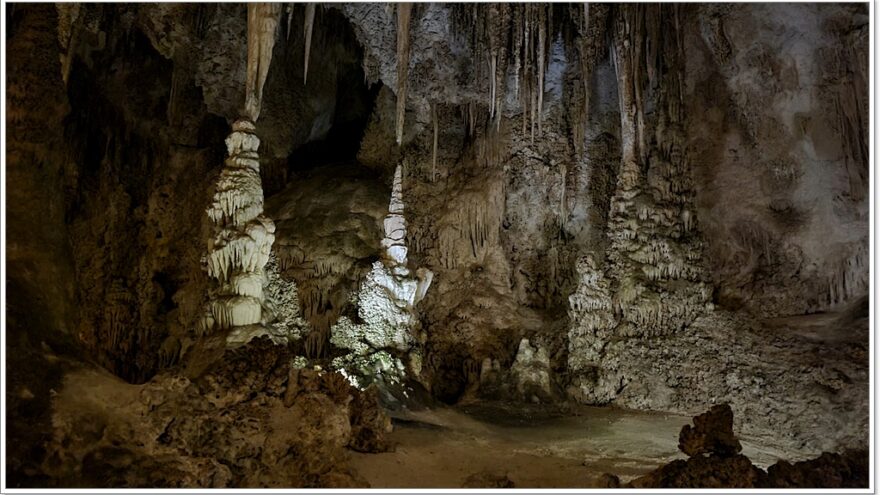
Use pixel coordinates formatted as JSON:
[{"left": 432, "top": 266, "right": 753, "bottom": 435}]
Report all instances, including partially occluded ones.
[
  {"left": 330, "top": 164, "right": 433, "bottom": 385},
  {"left": 509, "top": 338, "right": 554, "bottom": 403},
  {"left": 244, "top": 3, "right": 282, "bottom": 121},
  {"left": 567, "top": 6, "right": 713, "bottom": 404},
  {"left": 202, "top": 120, "right": 276, "bottom": 334},
  {"left": 380, "top": 165, "right": 411, "bottom": 274}
]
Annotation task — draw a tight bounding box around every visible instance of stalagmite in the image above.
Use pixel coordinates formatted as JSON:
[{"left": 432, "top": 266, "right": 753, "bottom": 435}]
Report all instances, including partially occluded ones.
[
  {"left": 203, "top": 120, "right": 276, "bottom": 333},
  {"left": 203, "top": 3, "right": 281, "bottom": 336},
  {"left": 395, "top": 3, "right": 413, "bottom": 145},
  {"left": 303, "top": 4, "right": 315, "bottom": 85},
  {"left": 381, "top": 165, "right": 409, "bottom": 274},
  {"left": 329, "top": 161, "right": 433, "bottom": 384}
]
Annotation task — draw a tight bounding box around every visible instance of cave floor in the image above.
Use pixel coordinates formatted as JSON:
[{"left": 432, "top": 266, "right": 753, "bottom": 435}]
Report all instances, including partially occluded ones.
[{"left": 350, "top": 401, "right": 784, "bottom": 488}]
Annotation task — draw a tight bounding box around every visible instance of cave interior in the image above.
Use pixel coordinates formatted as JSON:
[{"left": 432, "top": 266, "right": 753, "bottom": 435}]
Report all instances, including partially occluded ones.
[{"left": 3, "top": 1, "right": 871, "bottom": 489}]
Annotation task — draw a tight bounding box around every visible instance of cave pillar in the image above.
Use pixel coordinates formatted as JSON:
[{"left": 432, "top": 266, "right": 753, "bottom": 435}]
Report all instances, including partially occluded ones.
[{"left": 201, "top": 3, "right": 282, "bottom": 334}]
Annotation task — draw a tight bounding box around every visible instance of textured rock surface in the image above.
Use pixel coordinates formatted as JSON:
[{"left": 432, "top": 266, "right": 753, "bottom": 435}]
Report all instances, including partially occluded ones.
[
  {"left": 40, "top": 338, "right": 389, "bottom": 488},
  {"left": 573, "top": 308, "right": 868, "bottom": 457}
]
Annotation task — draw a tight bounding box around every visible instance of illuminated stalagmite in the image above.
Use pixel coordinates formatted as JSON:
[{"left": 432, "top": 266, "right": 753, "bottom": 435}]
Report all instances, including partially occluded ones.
[
  {"left": 202, "top": 3, "right": 282, "bottom": 336},
  {"left": 330, "top": 164, "right": 433, "bottom": 386}
]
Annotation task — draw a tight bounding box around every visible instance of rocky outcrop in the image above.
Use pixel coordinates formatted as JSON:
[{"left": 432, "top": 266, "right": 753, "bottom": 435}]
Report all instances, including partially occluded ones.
[
  {"left": 678, "top": 404, "right": 742, "bottom": 457},
  {"left": 627, "top": 404, "right": 868, "bottom": 489},
  {"left": 41, "top": 338, "right": 389, "bottom": 488}
]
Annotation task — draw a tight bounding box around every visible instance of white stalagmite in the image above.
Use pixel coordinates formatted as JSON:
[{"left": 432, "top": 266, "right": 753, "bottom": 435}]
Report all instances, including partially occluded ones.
[
  {"left": 202, "top": 3, "right": 283, "bottom": 336},
  {"left": 203, "top": 119, "right": 276, "bottom": 333},
  {"left": 329, "top": 162, "right": 433, "bottom": 383},
  {"left": 381, "top": 165, "right": 410, "bottom": 274}
]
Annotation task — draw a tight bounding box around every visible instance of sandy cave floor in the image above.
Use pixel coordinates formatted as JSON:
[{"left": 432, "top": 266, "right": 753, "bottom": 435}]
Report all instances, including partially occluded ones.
[{"left": 350, "top": 401, "right": 785, "bottom": 488}]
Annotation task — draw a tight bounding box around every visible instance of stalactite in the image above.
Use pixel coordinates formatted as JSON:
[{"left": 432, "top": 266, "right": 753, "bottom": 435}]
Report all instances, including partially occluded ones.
[
  {"left": 303, "top": 4, "right": 315, "bottom": 85},
  {"left": 537, "top": 11, "right": 546, "bottom": 136},
  {"left": 437, "top": 179, "right": 504, "bottom": 269},
  {"left": 432, "top": 102, "right": 438, "bottom": 182},
  {"left": 59, "top": 4, "right": 82, "bottom": 86},
  {"left": 395, "top": 3, "right": 413, "bottom": 145},
  {"left": 559, "top": 164, "right": 567, "bottom": 228},
  {"left": 167, "top": 60, "right": 183, "bottom": 125},
  {"left": 244, "top": 3, "right": 282, "bottom": 121},
  {"left": 511, "top": 7, "right": 523, "bottom": 100},
  {"left": 286, "top": 4, "right": 293, "bottom": 40}
]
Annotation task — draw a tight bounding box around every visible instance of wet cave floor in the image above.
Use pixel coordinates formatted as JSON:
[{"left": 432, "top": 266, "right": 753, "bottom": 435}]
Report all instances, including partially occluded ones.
[{"left": 350, "top": 401, "right": 783, "bottom": 488}]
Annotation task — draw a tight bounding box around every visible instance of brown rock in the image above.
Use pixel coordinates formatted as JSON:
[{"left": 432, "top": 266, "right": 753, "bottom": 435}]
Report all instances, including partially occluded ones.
[
  {"left": 461, "top": 471, "right": 516, "bottom": 488},
  {"left": 766, "top": 449, "right": 868, "bottom": 488},
  {"left": 678, "top": 404, "right": 742, "bottom": 457},
  {"left": 596, "top": 472, "right": 621, "bottom": 488},
  {"left": 629, "top": 454, "right": 766, "bottom": 488}
]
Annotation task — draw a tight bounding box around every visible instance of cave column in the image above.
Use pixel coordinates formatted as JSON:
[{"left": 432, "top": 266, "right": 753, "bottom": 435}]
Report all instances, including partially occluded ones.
[{"left": 201, "top": 3, "right": 282, "bottom": 334}]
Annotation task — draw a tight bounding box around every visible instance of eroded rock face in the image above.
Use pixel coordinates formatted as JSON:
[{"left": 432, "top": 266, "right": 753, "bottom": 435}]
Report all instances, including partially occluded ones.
[{"left": 41, "top": 338, "right": 389, "bottom": 488}]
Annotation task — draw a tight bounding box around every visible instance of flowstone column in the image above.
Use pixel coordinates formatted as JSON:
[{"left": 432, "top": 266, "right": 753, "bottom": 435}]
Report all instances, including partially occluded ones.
[
  {"left": 202, "top": 120, "right": 275, "bottom": 332},
  {"left": 566, "top": 5, "right": 713, "bottom": 404},
  {"left": 200, "top": 3, "right": 282, "bottom": 336}
]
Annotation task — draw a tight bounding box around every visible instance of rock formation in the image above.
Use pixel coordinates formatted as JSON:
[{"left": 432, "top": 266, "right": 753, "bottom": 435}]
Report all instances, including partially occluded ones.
[
  {"left": 41, "top": 338, "right": 390, "bottom": 488},
  {"left": 203, "top": 120, "right": 275, "bottom": 334},
  {"left": 627, "top": 404, "right": 868, "bottom": 489},
  {"left": 330, "top": 164, "right": 433, "bottom": 387},
  {"left": 202, "top": 3, "right": 282, "bottom": 342}
]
